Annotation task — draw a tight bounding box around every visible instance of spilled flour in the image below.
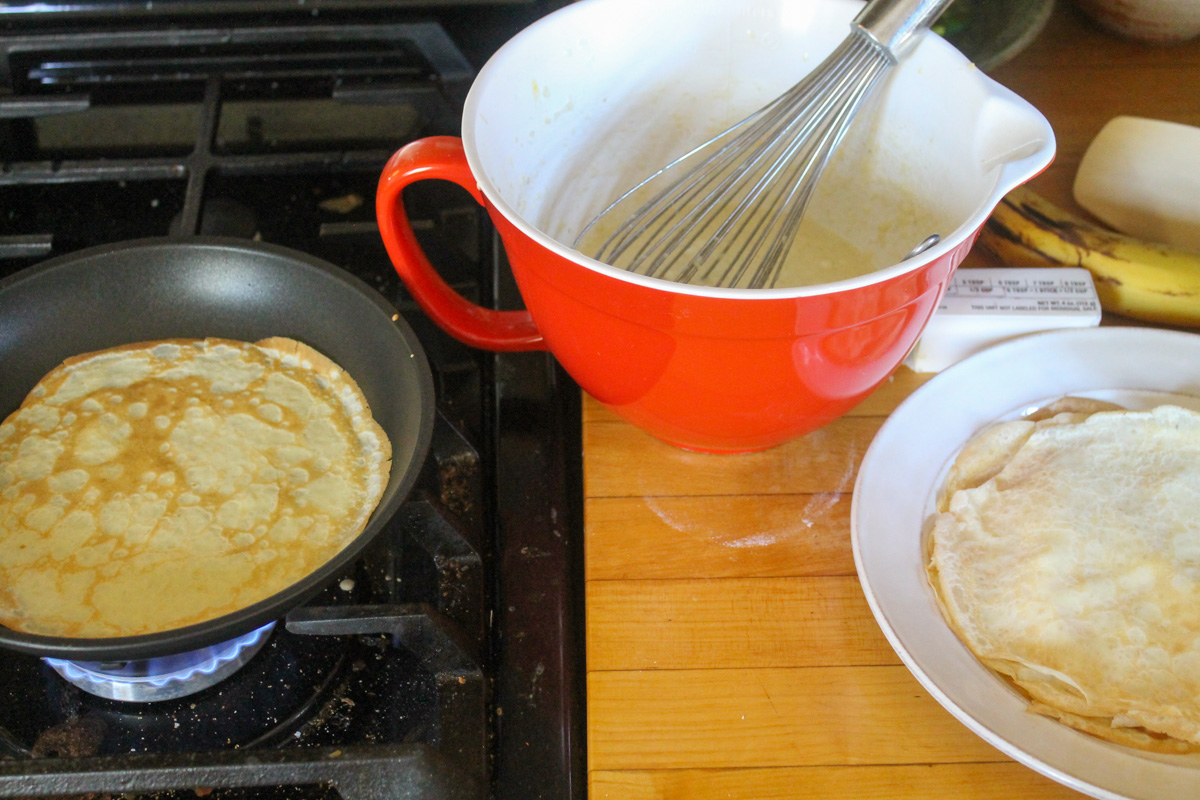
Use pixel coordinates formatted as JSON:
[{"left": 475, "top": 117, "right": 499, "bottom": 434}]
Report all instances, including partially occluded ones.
[{"left": 722, "top": 532, "right": 779, "bottom": 549}]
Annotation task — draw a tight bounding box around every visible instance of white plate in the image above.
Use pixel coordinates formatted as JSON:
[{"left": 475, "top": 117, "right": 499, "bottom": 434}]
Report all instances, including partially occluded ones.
[{"left": 851, "top": 326, "right": 1200, "bottom": 800}]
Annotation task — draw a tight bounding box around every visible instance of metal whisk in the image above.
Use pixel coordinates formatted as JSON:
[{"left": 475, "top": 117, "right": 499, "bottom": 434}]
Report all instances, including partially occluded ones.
[{"left": 575, "top": 0, "right": 957, "bottom": 290}]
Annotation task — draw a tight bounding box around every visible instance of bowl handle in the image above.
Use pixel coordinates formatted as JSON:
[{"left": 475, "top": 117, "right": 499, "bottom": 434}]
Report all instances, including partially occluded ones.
[{"left": 377, "top": 136, "right": 547, "bottom": 352}]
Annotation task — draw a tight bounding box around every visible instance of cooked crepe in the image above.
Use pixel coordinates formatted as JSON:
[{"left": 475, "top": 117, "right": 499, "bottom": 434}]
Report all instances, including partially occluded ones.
[
  {"left": 927, "top": 400, "right": 1200, "bottom": 752},
  {"left": 0, "top": 338, "right": 391, "bottom": 638}
]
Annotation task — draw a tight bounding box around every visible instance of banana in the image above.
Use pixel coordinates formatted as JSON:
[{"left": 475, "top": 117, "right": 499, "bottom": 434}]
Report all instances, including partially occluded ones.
[{"left": 976, "top": 185, "right": 1200, "bottom": 327}]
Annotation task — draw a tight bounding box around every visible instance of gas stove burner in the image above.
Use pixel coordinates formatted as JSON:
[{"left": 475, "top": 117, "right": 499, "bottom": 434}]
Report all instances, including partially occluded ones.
[
  {"left": 0, "top": 3, "right": 583, "bottom": 795},
  {"left": 44, "top": 622, "right": 275, "bottom": 703}
]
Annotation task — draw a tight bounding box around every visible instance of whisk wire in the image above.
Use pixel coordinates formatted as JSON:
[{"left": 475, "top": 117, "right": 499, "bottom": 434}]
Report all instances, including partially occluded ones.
[
  {"left": 654, "top": 39, "right": 872, "bottom": 279},
  {"left": 590, "top": 31, "right": 899, "bottom": 288},
  {"left": 590, "top": 115, "right": 764, "bottom": 267},
  {"left": 696, "top": 37, "right": 890, "bottom": 287},
  {"left": 573, "top": 0, "right": 952, "bottom": 291},
  {"left": 591, "top": 39, "right": 863, "bottom": 277},
  {"left": 685, "top": 38, "right": 881, "bottom": 285},
  {"left": 743, "top": 40, "right": 897, "bottom": 288},
  {"left": 601, "top": 94, "right": 802, "bottom": 278}
]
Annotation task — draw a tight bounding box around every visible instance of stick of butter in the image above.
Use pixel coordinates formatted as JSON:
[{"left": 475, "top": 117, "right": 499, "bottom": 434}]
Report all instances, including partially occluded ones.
[
  {"left": 905, "top": 267, "right": 1102, "bottom": 373},
  {"left": 1074, "top": 116, "right": 1200, "bottom": 254}
]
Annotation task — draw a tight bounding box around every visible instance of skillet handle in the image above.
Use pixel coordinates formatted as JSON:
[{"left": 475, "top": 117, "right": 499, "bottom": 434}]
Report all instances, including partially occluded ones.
[{"left": 376, "top": 136, "right": 546, "bottom": 352}]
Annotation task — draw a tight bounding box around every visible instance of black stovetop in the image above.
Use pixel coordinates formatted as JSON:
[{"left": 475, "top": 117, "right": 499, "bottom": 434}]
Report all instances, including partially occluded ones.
[{"left": 0, "top": 3, "right": 584, "bottom": 798}]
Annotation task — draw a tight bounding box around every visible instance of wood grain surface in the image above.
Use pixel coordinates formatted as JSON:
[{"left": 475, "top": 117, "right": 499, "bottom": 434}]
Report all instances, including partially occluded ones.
[{"left": 583, "top": 6, "right": 1200, "bottom": 798}]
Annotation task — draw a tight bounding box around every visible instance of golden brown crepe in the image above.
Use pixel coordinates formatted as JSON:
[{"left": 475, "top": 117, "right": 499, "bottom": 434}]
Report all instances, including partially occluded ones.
[
  {"left": 927, "top": 399, "right": 1200, "bottom": 752},
  {"left": 0, "top": 337, "right": 391, "bottom": 638}
]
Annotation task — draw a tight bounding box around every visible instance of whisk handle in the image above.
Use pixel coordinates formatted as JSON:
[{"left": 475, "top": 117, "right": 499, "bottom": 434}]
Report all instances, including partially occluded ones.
[{"left": 853, "top": 0, "right": 958, "bottom": 59}]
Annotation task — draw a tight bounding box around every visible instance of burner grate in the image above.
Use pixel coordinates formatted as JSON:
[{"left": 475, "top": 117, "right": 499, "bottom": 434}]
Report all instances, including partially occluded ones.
[
  {"left": 0, "top": 20, "right": 469, "bottom": 262},
  {"left": 0, "top": 6, "right": 583, "bottom": 798},
  {"left": 0, "top": 744, "right": 475, "bottom": 800}
]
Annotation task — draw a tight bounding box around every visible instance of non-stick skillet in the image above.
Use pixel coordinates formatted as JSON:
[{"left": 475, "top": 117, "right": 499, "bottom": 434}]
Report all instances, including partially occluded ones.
[{"left": 0, "top": 237, "right": 435, "bottom": 662}]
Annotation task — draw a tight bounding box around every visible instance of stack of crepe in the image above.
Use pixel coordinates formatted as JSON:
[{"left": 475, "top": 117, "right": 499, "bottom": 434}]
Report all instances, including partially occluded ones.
[{"left": 928, "top": 398, "right": 1200, "bottom": 752}]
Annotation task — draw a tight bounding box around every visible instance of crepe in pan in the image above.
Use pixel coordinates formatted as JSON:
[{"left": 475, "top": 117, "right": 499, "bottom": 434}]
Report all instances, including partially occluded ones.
[{"left": 0, "top": 337, "right": 391, "bottom": 638}]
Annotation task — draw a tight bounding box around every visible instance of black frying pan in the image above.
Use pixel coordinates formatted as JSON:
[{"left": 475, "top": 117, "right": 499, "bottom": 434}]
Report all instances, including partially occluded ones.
[{"left": 0, "top": 237, "right": 435, "bottom": 661}]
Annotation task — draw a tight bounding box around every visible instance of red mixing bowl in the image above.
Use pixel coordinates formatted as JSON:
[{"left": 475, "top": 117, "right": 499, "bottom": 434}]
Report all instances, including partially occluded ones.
[{"left": 377, "top": 0, "right": 1055, "bottom": 453}]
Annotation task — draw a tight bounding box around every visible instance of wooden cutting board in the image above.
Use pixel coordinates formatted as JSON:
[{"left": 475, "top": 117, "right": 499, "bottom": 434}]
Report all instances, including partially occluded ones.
[{"left": 583, "top": 6, "right": 1200, "bottom": 798}]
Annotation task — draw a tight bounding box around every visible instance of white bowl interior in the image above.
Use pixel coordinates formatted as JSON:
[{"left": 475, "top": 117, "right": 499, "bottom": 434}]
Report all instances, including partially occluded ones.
[{"left": 464, "top": 0, "right": 1054, "bottom": 287}]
